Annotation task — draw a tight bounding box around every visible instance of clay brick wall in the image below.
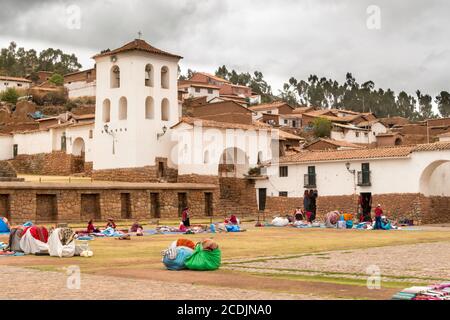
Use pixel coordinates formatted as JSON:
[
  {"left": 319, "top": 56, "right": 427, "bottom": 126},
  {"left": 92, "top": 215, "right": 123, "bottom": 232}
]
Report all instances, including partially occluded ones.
[{"left": 8, "top": 151, "right": 84, "bottom": 176}]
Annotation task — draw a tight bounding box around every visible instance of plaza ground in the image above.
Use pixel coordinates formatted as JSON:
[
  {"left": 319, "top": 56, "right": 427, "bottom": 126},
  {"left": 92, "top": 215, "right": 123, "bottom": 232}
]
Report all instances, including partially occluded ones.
[{"left": 1, "top": 222, "right": 450, "bottom": 300}]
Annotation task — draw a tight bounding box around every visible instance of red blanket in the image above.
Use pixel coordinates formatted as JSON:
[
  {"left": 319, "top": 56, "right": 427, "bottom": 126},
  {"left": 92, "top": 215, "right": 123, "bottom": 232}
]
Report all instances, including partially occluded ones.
[{"left": 22, "top": 226, "right": 49, "bottom": 243}]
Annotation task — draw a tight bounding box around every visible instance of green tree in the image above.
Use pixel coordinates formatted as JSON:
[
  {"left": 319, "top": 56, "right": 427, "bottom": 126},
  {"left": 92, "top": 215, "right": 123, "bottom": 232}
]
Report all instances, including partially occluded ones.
[
  {"left": 0, "top": 87, "right": 19, "bottom": 104},
  {"left": 48, "top": 73, "right": 64, "bottom": 86},
  {"left": 416, "top": 90, "right": 435, "bottom": 120},
  {"left": 312, "top": 117, "right": 332, "bottom": 138},
  {"left": 436, "top": 91, "right": 450, "bottom": 117},
  {"left": 0, "top": 42, "right": 81, "bottom": 77}
]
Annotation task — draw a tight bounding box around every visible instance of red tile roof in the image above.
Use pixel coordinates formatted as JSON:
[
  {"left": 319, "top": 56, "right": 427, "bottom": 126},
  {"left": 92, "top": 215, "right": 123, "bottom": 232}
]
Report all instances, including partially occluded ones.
[
  {"left": 93, "top": 39, "right": 182, "bottom": 59},
  {"left": 0, "top": 75, "right": 32, "bottom": 83},
  {"left": 279, "top": 142, "right": 450, "bottom": 164}
]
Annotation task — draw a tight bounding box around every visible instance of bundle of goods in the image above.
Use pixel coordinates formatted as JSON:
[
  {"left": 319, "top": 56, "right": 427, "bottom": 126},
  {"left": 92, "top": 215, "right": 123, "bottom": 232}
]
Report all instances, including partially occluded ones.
[
  {"left": 271, "top": 217, "right": 289, "bottom": 227},
  {"left": 184, "top": 239, "right": 221, "bottom": 271},
  {"left": 0, "top": 217, "right": 10, "bottom": 234},
  {"left": 398, "top": 218, "right": 414, "bottom": 226},
  {"left": 392, "top": 284, "right": 450, "bottom": 300},
  {"left": 162, "top": 238, "right": 196, "bottom": 270},
  {"left": 325, "top": 211, "right": 340, "bottom": 228}
]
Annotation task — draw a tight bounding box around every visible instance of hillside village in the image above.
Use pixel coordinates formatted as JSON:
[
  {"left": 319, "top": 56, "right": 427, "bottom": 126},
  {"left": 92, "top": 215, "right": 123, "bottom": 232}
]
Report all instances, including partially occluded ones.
[{"left": 0, "top": 38, "right": 449, "bottom": 226}]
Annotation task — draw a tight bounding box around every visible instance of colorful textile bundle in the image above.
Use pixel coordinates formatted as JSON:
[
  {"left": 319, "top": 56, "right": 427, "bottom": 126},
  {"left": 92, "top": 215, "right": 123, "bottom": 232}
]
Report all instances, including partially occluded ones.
[
  {"left": 22, "top": 226, "right": 49, "bottom": 243},
  {"left": 176, "top": 238, "right": 196, "bottom": 250},
  {"left": 325, "top": 211, "right": 340, "bottom": 228},
  {"left": 393, "top": 284, "right": 450, "bottom": 300},
  {"left": 184, "top": 243, "right": 221, "bottom": 271}
]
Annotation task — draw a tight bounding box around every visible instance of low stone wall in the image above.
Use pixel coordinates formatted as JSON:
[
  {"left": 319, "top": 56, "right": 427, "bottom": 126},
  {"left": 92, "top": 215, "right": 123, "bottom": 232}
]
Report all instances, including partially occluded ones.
[
  {"left": 263, "top": 193, "right": 443, "bottom": 224},
  {"left": 92, "top": 166, "right": 178, "bottom": 183},
  {"left": 0, "top": 161, "right": 17, "bottom": 178},
  {"left": 0, "top": 184, "right": 218, "bottom": 223},
  {"left": 8, "top": 151, "right": 84, "bottom": 176},
  {"left": 177, "top": 174, "right": 220, "bottom": 185},
  {"left": 92, "top": 158, "right": 178, "bottom": 183}
]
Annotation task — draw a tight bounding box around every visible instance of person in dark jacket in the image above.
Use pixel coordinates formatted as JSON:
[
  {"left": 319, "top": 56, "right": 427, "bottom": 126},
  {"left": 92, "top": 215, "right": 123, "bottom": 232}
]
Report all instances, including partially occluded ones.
[
  {"left": 303, "top": 190, "right": 310, "bottom": 214},
  {"left": 310, "top": 189, "right": 318, "bottom": 222}
]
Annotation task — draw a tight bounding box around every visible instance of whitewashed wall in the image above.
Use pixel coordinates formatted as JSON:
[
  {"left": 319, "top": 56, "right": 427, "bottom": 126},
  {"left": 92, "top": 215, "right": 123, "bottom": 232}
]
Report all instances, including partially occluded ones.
[
  {"left": 0, "top": 80, "right": 31, "bottom": 92},
  {"left": 255, "top": 150, "right": 450, "bottom": 197},
  {"left": 0, "top": 135, "right": 13, "bottom": 160},
  {"left": 65, "top": 81, "right": 96, "bottom": 98},
  {"left": 13, "top": 131, "right": 53, "bottom": 155},
  {"left": 93, "top": 51, "right": 180, "bottom": 170}
]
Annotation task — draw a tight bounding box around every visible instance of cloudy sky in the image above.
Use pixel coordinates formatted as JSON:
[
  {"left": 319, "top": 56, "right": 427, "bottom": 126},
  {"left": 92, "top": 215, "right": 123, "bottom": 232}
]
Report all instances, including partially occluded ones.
[{"left": 1, "top": 0, "right": 450, "bottom": 98}]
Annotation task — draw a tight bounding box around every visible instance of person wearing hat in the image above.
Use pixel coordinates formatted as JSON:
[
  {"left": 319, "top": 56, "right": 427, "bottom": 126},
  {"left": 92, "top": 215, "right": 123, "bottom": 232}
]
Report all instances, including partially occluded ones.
[{"left": 374, "top": 204, "right": 383, "bottom": 230}]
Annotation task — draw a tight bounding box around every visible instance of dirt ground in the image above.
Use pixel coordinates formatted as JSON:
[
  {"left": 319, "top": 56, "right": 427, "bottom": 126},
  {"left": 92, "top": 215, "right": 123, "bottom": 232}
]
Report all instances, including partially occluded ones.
[{"left": 1, "top": 224, "right": 449, "bottom": 300}]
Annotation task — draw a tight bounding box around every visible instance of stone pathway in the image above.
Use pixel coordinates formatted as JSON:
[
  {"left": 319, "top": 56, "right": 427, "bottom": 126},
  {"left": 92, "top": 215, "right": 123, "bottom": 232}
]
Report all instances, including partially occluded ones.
[
  {"left": 0, "top": 266, "right": 318, "bottom": 300},
  {"left": 226, "top": 241, "right": 450, "bottom": 282}
]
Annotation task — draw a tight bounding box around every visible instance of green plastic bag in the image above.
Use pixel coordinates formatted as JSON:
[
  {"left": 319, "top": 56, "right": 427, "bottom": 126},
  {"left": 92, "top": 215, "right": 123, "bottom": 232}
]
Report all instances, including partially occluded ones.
[{"left": 185, "top": 243, "right": 221, "bottom": 271}]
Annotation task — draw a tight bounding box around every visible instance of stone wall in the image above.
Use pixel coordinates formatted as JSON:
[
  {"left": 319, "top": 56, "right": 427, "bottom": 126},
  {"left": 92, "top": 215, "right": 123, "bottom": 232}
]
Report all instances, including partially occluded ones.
[
  {"left": 92, "top": 158, "right": 178, "bottom": 183},
  {"left": 218, "top": 177, "right": 258, "bottom": 217},
  {"left": 262, "top": 193, "right": 445, "bottom": 224},
  {"left": 422, "top": 196, "right": 450, "bottom": 224},
  {"left": 1, "top": 185, "right": 218, "bottom": 224},
  {"left": 8, "top": 151, "right": 84, "bottom": 176},
  {"left": 177, "top": 174, "right": 220, "bottom": 185}
]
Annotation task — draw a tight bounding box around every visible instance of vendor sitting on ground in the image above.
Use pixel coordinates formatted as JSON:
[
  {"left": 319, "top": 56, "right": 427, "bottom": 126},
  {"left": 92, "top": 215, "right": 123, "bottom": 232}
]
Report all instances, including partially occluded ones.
[
  {"left": 106, "top": 218, "right": 117, "bottom": 229},
  {"left": 293, "top": 207, "right": 304, "bottom": 221},
  {"left": 129, "top": 221, "right": 144, "bottom": 234},
  {"left": 224, "top": 214, "right": 239, "bottom": 225},
  {"left": 87, "top": 219, "right": 100, "bottom": 233},
  {"left": 181, "top": 207, "right": 191, "bottom": 227}
]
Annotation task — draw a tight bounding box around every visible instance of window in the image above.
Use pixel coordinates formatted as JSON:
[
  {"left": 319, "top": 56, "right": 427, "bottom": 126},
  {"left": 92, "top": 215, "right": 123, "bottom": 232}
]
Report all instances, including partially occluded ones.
[
  {"left": 17, "top": 83, "right": 22, "bottom": 87},
  {"left": 358, "top": 163, "right": 371, "bottom": 186},
  {"left": 355, "top": 131, "right": 360, "bottom": 137},
  {"left": 279, "top": 166, "right": 288, "bottom": 177},
  {"left": 118, "top": 97, "right": 127, "bottom": 120},
  {"left": 279, "top": 192, "right": 288, "bottom": 197},
  {"left": 89, "top": 130, "right": 93, "bottom": 139},
  {"left": 110, "top": 65, "right": 120, "bottom": 88},
  {"left": 102, "top": 99, "right": 111, "bottom": 123},
  {"left": 364, "top": 132, "right": 368, "bottom": 137},
  {"left": 161, "top": 66, "right": 169, "bottom": 89},
  {"left": 304, "top": 166, "right": 316, "bottom": 188},
  {"left": 161, "top": 98, "right": 170, "bottom": 121},
  {"left": 284, "top": 119, "right": 288, "bottom": 125},
  {"left": 195, "top": 87, "right": 201, "bottom": 93},
  {"left": 267, "top": 111, "right": 272, "bottom": 114},
  {"left": 145, "top": 96, "right": 154, "bottom": 119},
  {"left": 207, "top": 88, "right": 213, "bottom": 94},
  {"left": 4, "top": 82, "right": 8, "bottom": 86},
  {"left": 145, "top": 64, "right": 154, "bottom": 87},
  {"left": 61, "top": 133, "right": 67, "bottom": 151},
  {"left": 13, "top": 144, "right": 18, "bottom": 158}
]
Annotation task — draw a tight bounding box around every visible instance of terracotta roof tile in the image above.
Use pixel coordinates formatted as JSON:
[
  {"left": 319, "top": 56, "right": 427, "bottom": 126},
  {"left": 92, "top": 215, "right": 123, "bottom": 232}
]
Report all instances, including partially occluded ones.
[
  {"left": 0, "top": 75, "right": 32, "bottom": 83},
  {"left": 93, "top": 39, "right": 182, "bottom": 59},
  {"left": 279, "top": 142, "right": 450, "bottom": 164},
  {"left": 249, "top": 101, "right": 294, "bottom": 111}
]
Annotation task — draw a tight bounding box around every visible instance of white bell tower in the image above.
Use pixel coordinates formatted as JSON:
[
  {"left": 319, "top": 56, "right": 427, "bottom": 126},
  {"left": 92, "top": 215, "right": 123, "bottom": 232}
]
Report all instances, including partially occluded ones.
[{"left": 92, "top": 39, "right": 182, "bottom": 170}]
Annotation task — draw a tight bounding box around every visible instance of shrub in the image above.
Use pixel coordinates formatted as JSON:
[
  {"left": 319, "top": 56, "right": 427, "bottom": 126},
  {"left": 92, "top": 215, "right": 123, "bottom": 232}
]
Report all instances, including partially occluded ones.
[
  {"left": 0, "top": 87, "right": 19, "bottom": 104},
  {"left": 312, "top": 117, "right": 332, "bottom": 138}
]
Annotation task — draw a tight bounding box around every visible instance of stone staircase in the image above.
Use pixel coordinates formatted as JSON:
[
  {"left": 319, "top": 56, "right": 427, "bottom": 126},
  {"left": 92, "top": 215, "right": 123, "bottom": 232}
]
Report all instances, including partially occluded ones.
[{"left": 0, "top": 161, "right": 24, "bottom": 182}]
